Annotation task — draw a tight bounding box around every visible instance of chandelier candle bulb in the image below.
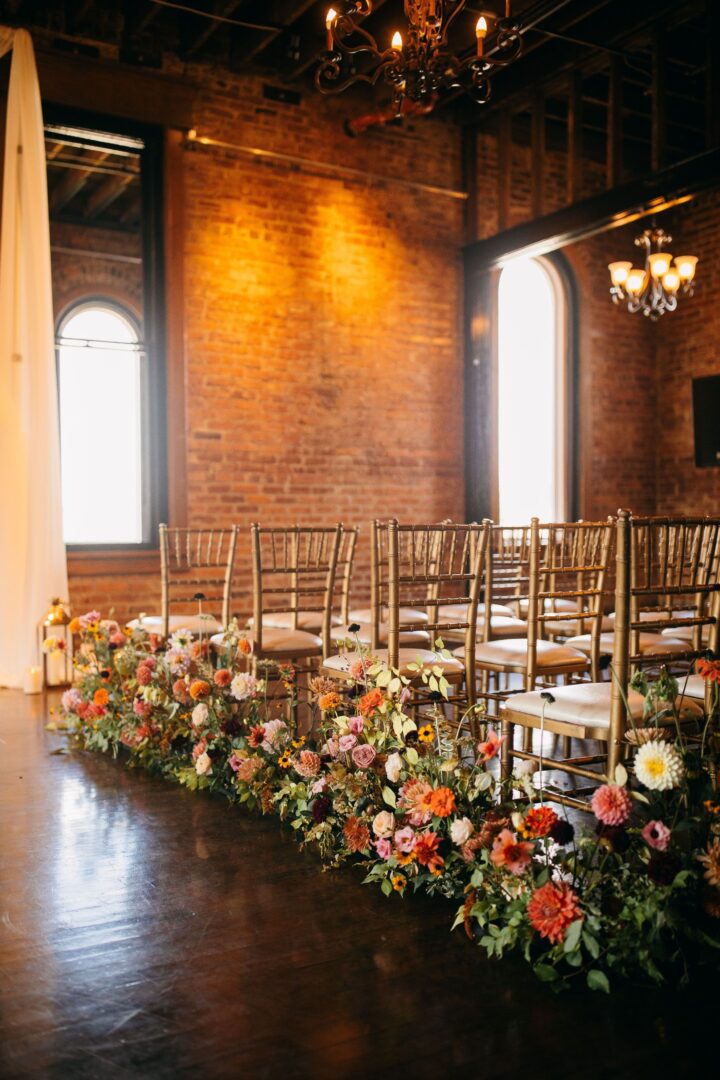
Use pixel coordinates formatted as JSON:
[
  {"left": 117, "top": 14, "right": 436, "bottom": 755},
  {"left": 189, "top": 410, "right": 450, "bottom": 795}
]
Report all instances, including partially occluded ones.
[
  {"left": 662, "top": 269, "right": 680, "bottom": 292},
  {"left": 325, "top": 8, "right": 337, "bottom": 51},
  {"left": 476, "top": 17, "right": 488, "bottom": 57},
  {"left": 676, "top": 255, "right": 698, "bottom": 282},
  {"left": 648, "top": 251, "right": 672, "bottom": 278},
  {"left": 608, "top": 260, "right": 632, "bottom": 287},
  {"left": 391, "top": 30, "right": 403, "bottom": 52},
  {"left": 625, "top": 268, "right": 647, "bottom": 296}
]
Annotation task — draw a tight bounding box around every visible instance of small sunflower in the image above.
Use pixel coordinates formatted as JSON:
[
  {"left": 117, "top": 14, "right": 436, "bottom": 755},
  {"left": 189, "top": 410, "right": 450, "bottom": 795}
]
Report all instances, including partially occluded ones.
[
  {"left": 291, "top": 736, "right": 306, "bottom": 749},
  {"left": 278, "top": 751, "right": 292, "bottom": 769},
  {"left": 395, "top": 850, "right": 416, "bottom": 867},
  {"left": 392, "top": 874, "right": 406, "bottom": 893},
  {"left": 418, "top": 724, "right": 434, "bottom": 744}
]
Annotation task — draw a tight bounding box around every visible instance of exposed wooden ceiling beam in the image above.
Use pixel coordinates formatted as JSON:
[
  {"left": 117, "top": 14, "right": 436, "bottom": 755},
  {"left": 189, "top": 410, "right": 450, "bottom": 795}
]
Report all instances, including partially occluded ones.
[
  {"left": 49, "top": 150, "right": 111, "bottom": 212},
  {"left": 84, "top": 173, "right": 136, "bottom": 218},
  {"left": 230, "top": 0, "right": 317, "bottom": 66},
  {"left": 185, "top": 1, "right": 243, "bottom": 57}
]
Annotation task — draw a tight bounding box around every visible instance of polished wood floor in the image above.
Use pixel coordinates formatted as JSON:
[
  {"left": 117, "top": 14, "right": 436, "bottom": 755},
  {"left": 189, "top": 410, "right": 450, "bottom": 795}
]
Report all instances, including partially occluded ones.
[{"left": 0, "top": 690, "right": 714, "bottom": 1079}]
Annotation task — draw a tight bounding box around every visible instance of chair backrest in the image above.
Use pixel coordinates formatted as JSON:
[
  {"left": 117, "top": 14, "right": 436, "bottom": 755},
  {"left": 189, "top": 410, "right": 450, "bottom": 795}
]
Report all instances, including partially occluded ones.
[
  {"left": 380, "top": 520, "right": 489, "bottom": 703},
  {"left": 159, "top": 524, "right": 240, "bottom": 637},
  {"left": 485, "top": 525, "right": 531, "bottom": 634},
  {"left": 526, "top": 518, "right": 615, "bottom": 685},
  {"left": 337, "top": 526, "right": 359, "bottom": 625},
  {"left": 251, "top": 524, "right": 343, "bottom": 659}
]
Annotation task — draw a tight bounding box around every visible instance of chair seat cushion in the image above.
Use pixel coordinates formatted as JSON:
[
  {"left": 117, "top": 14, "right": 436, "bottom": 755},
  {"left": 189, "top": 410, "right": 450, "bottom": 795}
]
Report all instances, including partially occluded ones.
[
  {"left": 348, "top": 606, "right": 429, "bottom": 626},
  {"left": 127, "top": 614, "right": 222, "bottom": 634},
  {"left": 660, "top": 624, "right": 711, "bottom": 644},
  {"left": 566, "top": 631, "right": 688, "bottom": 657},
  {"left": 503, "top": 681, "right": 646, "bottom": 731},
  {"left": 439, "top": 615, "right": 529, "bottom": 641},
  {"left": 323, "top": 648, "right": 463, "bottom": 679},
  {"left": 437, "top": 602, "right": 515, "bottom": 620},
  {"left": 518, "top": 598, "right": 579, "bottom": 617},
  {"left": 682, "top": 673, "right": 707, "bottom": 701},
  {"left": 330, "top": 623, "right": 430, "bottom": 647},
  {"left": 454, "top": 638, "right": 588, "bottom": 672},
  {"left": 250, "top": 612, "right": 341, "bottom": 633},
  {"left": 210, "top": 626, "right": 322, "bottom": 657},
  {"left": 607, "top": 609, "right": 694, "bottom": 624},
  {"left": 544, "top": 615, "right": 614, "bottom": 636}
]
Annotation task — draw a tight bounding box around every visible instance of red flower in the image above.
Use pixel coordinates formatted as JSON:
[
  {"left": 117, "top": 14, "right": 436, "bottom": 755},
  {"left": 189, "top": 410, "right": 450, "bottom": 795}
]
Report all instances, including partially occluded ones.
[
  {"left": 413, "top": 831, "right": 441, "bottom": 867},
  {"left": 248, "top": 724, "right": 266, "bottom": 748},
  {"left": 477, "top": 728, "right": 504, "bottom": 763},
  {"left": 697, "top": 658, "right": 720, "bottom": 684},
  {"left": 527, "top": 881, "right": 582, "bottom": 945},
  {"left": 523, "top": 806, "right": 559, "bottom": 838},
  {"left": 490, "top": 829, "right": 534, "bottom": 876},
  {"left": 214, "top": 668, "right": 232, "bottom": 688},
  {"left": 427, "top": 786, "right": 456, "bottom": 818}
]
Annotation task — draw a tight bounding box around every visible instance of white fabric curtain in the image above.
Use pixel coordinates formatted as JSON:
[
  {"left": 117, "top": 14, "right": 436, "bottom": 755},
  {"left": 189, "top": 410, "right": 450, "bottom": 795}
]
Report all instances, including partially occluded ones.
[{"left": 0, "top": 28, "right": 67, "bottom": 688}]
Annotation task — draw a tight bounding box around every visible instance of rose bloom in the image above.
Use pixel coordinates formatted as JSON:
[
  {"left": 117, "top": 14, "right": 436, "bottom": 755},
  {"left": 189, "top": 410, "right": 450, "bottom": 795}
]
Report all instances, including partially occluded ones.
[
  {"left": 231, "top": 673, "right": 257, "bottom": 701},
  {"left": 374, "top": 838, "right": 392, "bottom": 860},
  {"left": 61, "top": 688, "right": 83, "bottom": 713},
  {"left": 642, "top": 819, "right": 671, "bottom": 852},
  {"left": 214, "top": 668, "right": 232, "bottom": 688},
  {"left": 348, "top": 715, "right": 365, "bottom": 735},
  {"left": 358, "top": 687, "right": 384, "bottom": 716},
  {"left": 394, "top": 826, "right": 416, "bottom": 854},
  {"left": 490, "top": 829, "right": 534, "bottom": 876},
  {"left": 527, "top": 881, "right": 582, "bottom": 945},
  {"left": 477, "top": 728, "right": 504, "bottom": 763},
  {"left": 398, "top": 778, "right": 433, "bottom": 826},
  {"left": 427, "top": 786, "right": 456, "bottom": 818},
  {"left": 523, "top": 806, "right": 559, "bottom": 838},
  {"left": 294, "top": 750, "right": 322, "bottom": 778},
  {"left": 339, "top": 733, "right": 357, "bottom": 753},
  {"left": 385, "top": 751, "right": 403, "bottom": 784},
  {"left": 450, "top": 817, "right": 474, "bottom": 846},
  {"left": 372, "top": 811, "right": 396, "bottom": 839},
  {"left": 195, "top": 751, "right": 213, "bottom": 777},
  {"left": 191, "top": 702, "right": 209, "bottom": 729},
  {"left": 351, "top": 744, "right": 376, "bottom": 769},
  {"left": 591, "top": 783, "right": 632, "bottom": 827}
]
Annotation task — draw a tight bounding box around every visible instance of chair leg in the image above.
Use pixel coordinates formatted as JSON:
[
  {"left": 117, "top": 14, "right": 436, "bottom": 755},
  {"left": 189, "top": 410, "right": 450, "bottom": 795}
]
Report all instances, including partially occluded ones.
[{"left": 500, "top": 716, "right": 513, "bottom": 781}]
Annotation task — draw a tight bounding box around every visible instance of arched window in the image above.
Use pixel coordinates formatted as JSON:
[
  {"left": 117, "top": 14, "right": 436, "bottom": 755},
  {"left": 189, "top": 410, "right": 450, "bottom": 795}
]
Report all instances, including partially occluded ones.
[
  {"left": 57, "top": 301, "right": 145, "bottom": 545},
  {"left": 497, "top": 256, "right": 568, "bottom": 523}
]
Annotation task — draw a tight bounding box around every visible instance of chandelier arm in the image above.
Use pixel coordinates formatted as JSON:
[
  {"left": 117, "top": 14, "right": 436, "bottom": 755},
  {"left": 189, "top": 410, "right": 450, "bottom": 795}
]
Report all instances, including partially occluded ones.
[
  {"left": 334, "top": 18, "right": 384, "bottom": 59},
  {"left": 437, "top": 0, "right": 471, "bottom": 50}
]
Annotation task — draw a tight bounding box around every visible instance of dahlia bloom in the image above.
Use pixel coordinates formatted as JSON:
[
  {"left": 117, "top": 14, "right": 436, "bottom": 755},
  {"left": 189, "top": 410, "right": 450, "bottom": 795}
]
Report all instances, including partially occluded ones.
[
  {"left": 490, "top": 829, "right": 534, "bottom": 875},
  {"left": 642, "top": 820, "right": 671, "bottom": 852},
  {"left": 591, "top": 784, "right": 632, "bottom": 826},
  {"left": 427, "top": 786, "right": 456, "bottom": 818},
  {"left": 477, "top": 728, "right": 504, "bottom": 763},
  {"left": 413, "top": 831, "right": 441, "bottom": 867},
  {"left": 698, "top": 838, "right": 720, "bottom": 888},
  {"left": 231, "top": 673, "right": 257, "bottom": 701},
  {"left": 189, "top": 680, "right": 210, "bottom": 701},
  {"left": 527, "top": 881, "right": 582, "bottom": 945},
  {"left": 294, "top": 750, "right": 322, "bottom": 778},
  {"left": 634, "top": 740, "right": 685, "bottom": 791},
  {"left": 343, "top": 815, "right": 370, "bottom": 852},
  {"left": 522, "top": 806, "right": 559, "bottom": 838},
  {"left": 214, "top": 668, "right": 232, "bottom": 688},
  {"left": 398, "top": 778, "right": 434, "bottom": 826}
]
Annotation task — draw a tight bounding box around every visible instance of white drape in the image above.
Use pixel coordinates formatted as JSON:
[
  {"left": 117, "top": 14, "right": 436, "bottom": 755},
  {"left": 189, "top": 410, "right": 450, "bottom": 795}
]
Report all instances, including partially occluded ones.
[{"left": 0, "top": 28, "right": 67, "bottom": 688}]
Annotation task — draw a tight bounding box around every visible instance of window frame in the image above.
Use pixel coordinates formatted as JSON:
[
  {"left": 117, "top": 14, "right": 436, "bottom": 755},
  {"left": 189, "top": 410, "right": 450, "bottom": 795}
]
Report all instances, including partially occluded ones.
[{"left": 45, "top": 104, "right": 168, "bottom": 553}]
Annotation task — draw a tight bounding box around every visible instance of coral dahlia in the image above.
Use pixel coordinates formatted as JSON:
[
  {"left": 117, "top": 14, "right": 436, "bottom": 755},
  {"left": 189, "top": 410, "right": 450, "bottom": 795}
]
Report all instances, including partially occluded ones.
[{"left": 527, "top": 881, "right": 582, "bottom": 945}]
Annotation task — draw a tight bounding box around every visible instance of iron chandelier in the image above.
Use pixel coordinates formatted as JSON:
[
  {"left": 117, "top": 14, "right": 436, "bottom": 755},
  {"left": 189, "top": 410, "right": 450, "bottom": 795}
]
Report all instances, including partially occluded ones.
[{"left": 608, "top": 226, "right": 698, "bottom": 321}]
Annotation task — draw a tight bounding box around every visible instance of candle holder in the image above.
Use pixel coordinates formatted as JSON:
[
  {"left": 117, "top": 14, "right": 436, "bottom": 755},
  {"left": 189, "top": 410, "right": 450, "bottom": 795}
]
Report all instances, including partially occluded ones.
[{"left": 39, "top": 598, "right": 74, "bottom": 688}]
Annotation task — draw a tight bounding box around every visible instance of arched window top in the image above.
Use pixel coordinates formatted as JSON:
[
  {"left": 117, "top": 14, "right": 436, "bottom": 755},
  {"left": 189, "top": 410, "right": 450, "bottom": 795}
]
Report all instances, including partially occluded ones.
[
  {"left": 58, "top": 300, "right": 140, "bottom": 349},
  {"left": 497, "top": 255, "right": 568, "bottom": 524}
]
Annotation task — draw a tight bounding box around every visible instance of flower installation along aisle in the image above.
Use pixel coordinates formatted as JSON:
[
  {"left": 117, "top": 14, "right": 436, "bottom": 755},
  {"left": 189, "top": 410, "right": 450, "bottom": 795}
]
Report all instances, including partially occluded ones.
[{"left": 51, "top": 615, "right": 720, "bottom": 993}]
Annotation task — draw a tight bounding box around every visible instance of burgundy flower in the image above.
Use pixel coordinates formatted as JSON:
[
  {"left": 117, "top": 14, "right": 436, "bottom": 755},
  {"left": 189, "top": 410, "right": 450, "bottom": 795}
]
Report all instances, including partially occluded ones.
[
  {"left": 595, "top": 823, "right": 630, "bottom": 853},
  {"left": 549, "top": 819, "right": 575, "bottom": 846},
  {"left": 312, "top": 796, "right": 332, "bottom": 823}
]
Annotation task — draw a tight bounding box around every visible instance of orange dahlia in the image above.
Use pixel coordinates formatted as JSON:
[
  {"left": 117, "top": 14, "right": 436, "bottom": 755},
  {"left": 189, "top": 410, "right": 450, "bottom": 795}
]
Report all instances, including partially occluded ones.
[
  {"left": 527, "top": 881, "right": 582, "bottom": 945},
  {"left": 343, "top": 815, "right": 370, "bottom": 853},
  {"left": 189, "top": 679, "right": 210, "bottom": 701},
  {"left": 93, "top": 688, "right": 109, "bottom": 708},
  {"left": 522, "top": 806, "right": 559, "bottom": 839},
  {"left": 358, "top": 688, "right": 384, "bottom": 716},
  {"left": 427, "top": 785, "right": 456, "bottom": 819}
]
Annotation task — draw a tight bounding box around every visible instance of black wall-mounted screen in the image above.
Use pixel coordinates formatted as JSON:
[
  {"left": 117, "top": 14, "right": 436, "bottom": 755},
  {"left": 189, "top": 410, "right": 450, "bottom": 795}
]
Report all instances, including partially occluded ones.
[{"left": 692, "top": 375, "right": 720, "bottom": 468}]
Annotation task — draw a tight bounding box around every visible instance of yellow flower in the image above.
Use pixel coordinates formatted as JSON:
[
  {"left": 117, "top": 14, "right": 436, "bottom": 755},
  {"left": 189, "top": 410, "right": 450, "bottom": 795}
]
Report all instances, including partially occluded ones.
[
  {"left": 392, "top": 874, "right": 406, "bottom": 892},
  {"left": 291, "top": 736, "right": 306, "bottom": 749},
  {"left": 418, "top": 724, "right": 434, "bottom": 744},
  {"left": 278, "top": 751, "right": 292, "bottom": 769}
]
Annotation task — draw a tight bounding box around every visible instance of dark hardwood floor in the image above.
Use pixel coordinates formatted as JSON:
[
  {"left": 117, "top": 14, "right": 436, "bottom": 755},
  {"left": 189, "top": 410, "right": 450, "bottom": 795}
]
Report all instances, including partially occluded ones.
[{"left": 0, "top": 689, "right": 714, "bottom": 1079}]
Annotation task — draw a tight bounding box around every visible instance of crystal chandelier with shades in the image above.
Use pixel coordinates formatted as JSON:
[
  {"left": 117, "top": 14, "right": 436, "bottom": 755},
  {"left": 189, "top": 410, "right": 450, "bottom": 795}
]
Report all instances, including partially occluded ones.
[
  {"left": 608, "top": 226, "right": 698, "bottom": 320},
  {"left": 316, "top": 2, "right": 523, "bottom": 109}
]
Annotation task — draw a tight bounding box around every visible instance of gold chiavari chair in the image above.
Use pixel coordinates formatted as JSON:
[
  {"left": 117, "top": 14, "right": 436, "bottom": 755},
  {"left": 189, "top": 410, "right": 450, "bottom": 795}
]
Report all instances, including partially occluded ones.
[
  {"left": 258, "top": 526, "right": 358, "bottom": 635},
  {"left": 456, "top": 519, "right": 613, "bottom": 718},
  {"left": 216, "top": 524, "right": 343, "bottom": 669},
  {"left": 128, "top": 524, "right": 240, "bottom": 638},
  {"left": 323, "top": 520, "right": 489, "bottom": 723},
  {"left": 500, "top": 512, "right": 720, "bottom": 807}
]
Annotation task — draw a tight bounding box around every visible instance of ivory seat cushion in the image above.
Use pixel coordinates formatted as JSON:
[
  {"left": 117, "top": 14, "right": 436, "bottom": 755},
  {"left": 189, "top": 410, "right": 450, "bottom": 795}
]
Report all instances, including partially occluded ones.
[
  {"left": 251, "top": 612, "right": 342, "bottom": 633},
  {"left": 544, "top": 615, "right": 614, "bottom": 636},
  {"left": 322, "top": 648, "right": 463, "bottom": 679},
  {"left": 210, "top": 626, "right": 322, "bottom": 658},
  {"left": 348, "top": 606, "right": 429, "bottom": 625},
  {"left": 518, "top": 598, "right": 579, "bottom": 617},
  {"left": 683, "top": 674, "right": 707, "bottom": 701},
  {"left": 607, "top": 609, "right": 694, "bottom": 624},
  {"left": 504, "top": 681, "right": 646, "bottom": 731},
  {"left": 566, "top": 631, "right": 688, "bottom": 657},
  {"left": 330, "top": 623, "right": 430, "bottom": 647},
  {"left": 454, "top": 638, "right": 588, "bottom": 672},
  {"left": 440, "top": 615, "right": 529, "bottom": 640},
  {"left": 437, "top": 602, "right": 515, "bottom": 620},
  {"left": 127, "top": 614, "right": 222, "bottom": 634},
  {"left": 660, "top": 624, "right": 711, "bottom": 644}
]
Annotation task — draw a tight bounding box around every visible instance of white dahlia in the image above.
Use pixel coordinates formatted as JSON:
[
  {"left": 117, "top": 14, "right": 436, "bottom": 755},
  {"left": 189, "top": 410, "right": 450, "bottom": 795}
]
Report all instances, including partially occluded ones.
[{"left": 634, "top": 740, "right": 684, "bottom": 791}]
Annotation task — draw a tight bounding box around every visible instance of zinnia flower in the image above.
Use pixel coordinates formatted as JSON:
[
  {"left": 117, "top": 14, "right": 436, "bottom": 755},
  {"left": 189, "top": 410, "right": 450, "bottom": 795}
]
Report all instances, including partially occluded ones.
[
  {"left": 634, "top": 740, "right": 685, "bottom": 791},
  {"left": 642, "top": 820, "right": 671, "bottom": 852},
  {"left": 490, "top": 829, "right": 534, "bottom": 876},
  {"left": 527, "top": 881, "right": 582, "bottom": 944},
  {"left": 450, "top": 817, "right": 474, "bottom": 846},
  {"left": 427, "top": 786, "right": 456, "bottom": 818},
  {"left": 373, "top": 811, "right": 396, "bottom": 838},
  {"left": 591, "top": 784, "right": 632, "bottom": 826},
  {"left": 343, "top": 815, "right": 370, "bottom": 852},
  {"left": 477, "top": 728, "right": 504, "bottom": 763},
  {"left": 358, "top": 688, "right": 383, "bottom": 715},
  {"left": 93, "top": 688, "right": 109, "bottom": 708},
  {"left": 698, "top": 838, "right": 720, "bottom": 888},
  {"left": 351, "top": 744, "right": 377, "bottom": 769},
  {"left": 195, "top": 751, "right": 212, "bottom": 777},
  {"left": 522, "top": 806, "right": 559, "bottom": 838},
  {"left": 385, "top": 751, "right": 403, "bottom": 784},
  {"left": 214, "top": 668, "right": 232, "bottom": 688}
]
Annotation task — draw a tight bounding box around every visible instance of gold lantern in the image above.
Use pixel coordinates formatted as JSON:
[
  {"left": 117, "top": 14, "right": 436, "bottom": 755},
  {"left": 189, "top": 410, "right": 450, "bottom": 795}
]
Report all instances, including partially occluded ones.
[{"left": 39, "top": 598, "right": 74, "bottom": 688}]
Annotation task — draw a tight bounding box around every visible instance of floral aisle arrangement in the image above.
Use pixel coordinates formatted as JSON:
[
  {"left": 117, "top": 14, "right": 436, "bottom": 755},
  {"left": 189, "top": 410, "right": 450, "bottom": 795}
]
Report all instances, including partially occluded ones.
[{"left": 59, "top": 614, "right": 720, "bottom": 992}]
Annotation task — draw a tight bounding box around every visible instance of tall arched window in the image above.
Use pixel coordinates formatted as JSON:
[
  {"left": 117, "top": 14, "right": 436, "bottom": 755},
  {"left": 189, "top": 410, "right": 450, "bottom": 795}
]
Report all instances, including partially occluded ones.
[
  {"left": 497, "top": 256, "right": 568, "bottom": 523},
  {"left": 57, "top": 301, "right": 145, "bottom": 545}
]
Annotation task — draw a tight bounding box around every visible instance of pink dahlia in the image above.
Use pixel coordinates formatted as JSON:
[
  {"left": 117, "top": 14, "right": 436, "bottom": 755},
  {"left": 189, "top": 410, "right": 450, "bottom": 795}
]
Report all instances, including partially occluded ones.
[{"left": 591, "top": 783, "right": 632, "bottom": 826}]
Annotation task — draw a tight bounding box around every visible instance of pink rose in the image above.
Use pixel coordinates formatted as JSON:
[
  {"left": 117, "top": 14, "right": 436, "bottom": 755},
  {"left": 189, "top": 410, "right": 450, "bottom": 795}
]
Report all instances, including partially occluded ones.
[
  {"left": 394, "top": 826, "right": 416, "bottom": 854},
  {"left": 351, "top": 744, "right": 376, "bottom": 769},
  {"left": 348, "top": 715, "right": 365, "bottom": 734},
  {"left": 311, "top": 776, "right": 327, "bottom": 795},
  {"left": 642, "top": 820, "right": 671, "bottom": 851},
  {"left": 339, "top": 733, "right": 357, "bottom": 753},
  {"left": 374, "top": 838, "right": 392, "bottom": 860}
]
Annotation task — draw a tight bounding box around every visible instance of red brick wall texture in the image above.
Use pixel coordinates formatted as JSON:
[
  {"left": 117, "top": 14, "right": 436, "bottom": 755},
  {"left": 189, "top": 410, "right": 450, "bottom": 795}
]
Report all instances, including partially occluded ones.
[{"left": 61, "top": 68, "right": 718, "bottom": 624}]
